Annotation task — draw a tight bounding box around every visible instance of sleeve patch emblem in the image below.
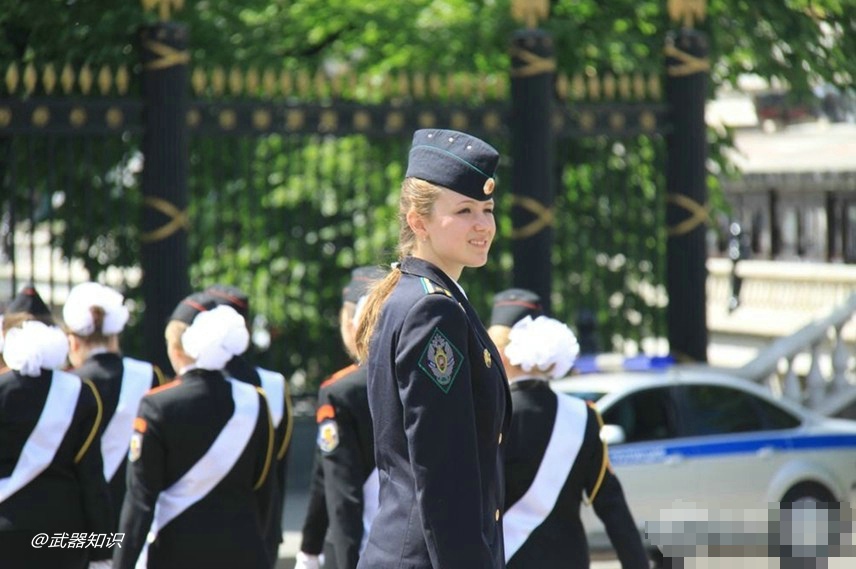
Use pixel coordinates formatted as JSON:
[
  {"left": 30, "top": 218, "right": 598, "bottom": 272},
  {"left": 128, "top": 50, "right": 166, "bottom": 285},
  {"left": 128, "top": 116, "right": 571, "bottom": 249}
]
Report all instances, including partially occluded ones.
[
  {"left": 128, "top": 432, "right": 143, "bottom": 462},
  {"left": 418, "top": 328, "right": 464, "bottom": 394},
  {"left": 317, "top": 419, "right": 340, "bottom": 453}
]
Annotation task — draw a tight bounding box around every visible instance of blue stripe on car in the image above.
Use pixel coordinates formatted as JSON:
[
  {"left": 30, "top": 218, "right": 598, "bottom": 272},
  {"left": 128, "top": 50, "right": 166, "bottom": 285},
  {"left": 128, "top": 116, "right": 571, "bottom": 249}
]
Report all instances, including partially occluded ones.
[{"left": 610, "top": 434, "right": 856, "bottom": 466}]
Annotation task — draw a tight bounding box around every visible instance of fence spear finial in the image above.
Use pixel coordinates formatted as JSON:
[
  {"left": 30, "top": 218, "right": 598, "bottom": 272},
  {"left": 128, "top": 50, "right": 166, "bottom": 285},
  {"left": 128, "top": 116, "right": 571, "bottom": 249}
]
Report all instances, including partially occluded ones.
[
  {"left": 510, "top": 0, "right": 550, "bottom": 29},
  {"left": 141, "top": 0, "right": 185, "bottom": 21}
]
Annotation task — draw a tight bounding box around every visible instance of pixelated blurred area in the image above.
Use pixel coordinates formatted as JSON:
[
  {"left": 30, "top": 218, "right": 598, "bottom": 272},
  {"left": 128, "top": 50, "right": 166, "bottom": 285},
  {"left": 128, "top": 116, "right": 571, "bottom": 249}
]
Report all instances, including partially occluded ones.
[{"left": 645, "top": 505, "right": 856, "bottom": 567}]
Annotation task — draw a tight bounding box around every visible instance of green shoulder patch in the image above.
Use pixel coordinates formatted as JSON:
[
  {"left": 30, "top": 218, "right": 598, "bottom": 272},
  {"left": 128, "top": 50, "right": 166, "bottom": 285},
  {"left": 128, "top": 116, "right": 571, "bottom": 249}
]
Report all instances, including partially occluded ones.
[{"left": 418, "top": 327, "right": 464, "bottom": 393}]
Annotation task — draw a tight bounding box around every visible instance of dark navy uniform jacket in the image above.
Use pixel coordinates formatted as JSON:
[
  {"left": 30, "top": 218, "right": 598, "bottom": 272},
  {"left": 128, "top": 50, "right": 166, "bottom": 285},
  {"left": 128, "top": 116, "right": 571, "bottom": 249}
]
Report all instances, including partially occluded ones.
[
  {"left": 70, "top": 352, "right": 163, "bottom": 532},
  {"left": 114, "top": 369, "right": 275, "bottom": 569},
  {"left": 225, "top": 355, "right": 294, "bottom": 567},
  {"left": 299, "top": 450, "right": 330, "bottom": 556},
  {"left": 358, "top": 257, "right": 511, "bottom": 569},
  {"left": 503, "top": 379, "right": 647, "bottom": 569},
  {"left": 0, "top": 368, "right": 112, "bottom": 569},
  {"left": 317, "top": 363, "right": 375, "bottom": 569}
]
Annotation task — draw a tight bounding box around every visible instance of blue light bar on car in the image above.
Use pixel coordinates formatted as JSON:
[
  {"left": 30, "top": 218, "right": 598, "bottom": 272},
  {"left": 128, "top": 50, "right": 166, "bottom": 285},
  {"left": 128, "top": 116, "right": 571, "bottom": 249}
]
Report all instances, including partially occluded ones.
[{"left": 573, "top": 353, "right": 675, "bottom": 374}]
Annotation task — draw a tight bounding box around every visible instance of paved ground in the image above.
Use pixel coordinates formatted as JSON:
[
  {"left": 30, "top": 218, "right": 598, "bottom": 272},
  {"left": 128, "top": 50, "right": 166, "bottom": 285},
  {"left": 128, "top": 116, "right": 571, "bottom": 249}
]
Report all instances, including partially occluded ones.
[{"left": 272, "top": 489, "right": 626, "bottom": 568}]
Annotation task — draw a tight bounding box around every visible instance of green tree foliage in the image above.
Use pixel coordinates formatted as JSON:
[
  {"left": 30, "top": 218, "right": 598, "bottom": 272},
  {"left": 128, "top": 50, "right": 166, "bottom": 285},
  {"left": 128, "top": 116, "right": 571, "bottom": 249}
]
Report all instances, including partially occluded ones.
[{"left": 1, "top": 0, "right": 853, "bottom": 385}]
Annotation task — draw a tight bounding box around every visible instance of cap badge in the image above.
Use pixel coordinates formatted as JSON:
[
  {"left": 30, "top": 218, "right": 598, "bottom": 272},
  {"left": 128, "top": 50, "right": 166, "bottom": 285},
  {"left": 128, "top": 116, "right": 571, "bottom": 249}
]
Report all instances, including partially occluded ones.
[{"left": 483, "top": 177, "right": 495, "bottom": 196}]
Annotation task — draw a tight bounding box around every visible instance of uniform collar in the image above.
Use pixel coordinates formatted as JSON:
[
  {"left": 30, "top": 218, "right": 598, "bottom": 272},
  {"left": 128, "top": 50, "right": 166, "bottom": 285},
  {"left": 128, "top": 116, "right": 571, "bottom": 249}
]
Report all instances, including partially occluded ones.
[{"left": 399, "top": 256, "right": 466, "bottom": 302}]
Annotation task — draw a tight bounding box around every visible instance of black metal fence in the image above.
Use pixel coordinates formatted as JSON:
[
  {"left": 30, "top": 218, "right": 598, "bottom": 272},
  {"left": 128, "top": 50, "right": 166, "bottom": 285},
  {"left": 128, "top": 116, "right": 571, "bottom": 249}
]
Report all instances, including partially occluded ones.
[{"left": 1, "top": 6, "right": 710, "bottom": 384}]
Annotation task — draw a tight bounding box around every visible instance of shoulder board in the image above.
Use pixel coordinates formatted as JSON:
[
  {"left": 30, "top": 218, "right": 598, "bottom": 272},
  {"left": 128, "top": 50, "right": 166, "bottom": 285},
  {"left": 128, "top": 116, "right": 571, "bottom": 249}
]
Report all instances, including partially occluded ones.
[
  {"left": 146, "top": 378, "right": 182, "bottom": 396},
  {"left": 419, "top": 277, "right": 452, "bottom": 297},
  {"left": 320, "top": 363, "right": 359, "bottom": 389}
]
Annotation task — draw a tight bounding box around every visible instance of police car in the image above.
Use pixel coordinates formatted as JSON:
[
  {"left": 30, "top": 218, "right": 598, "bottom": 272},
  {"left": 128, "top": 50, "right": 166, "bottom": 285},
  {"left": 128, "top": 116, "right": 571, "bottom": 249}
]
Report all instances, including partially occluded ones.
[{"left": 551, "top": 356, "right": 856, "bottom": 551}]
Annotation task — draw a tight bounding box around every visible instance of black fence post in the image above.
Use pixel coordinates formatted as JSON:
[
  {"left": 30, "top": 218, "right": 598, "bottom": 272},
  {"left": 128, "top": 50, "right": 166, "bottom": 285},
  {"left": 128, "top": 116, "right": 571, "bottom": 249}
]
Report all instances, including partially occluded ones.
[
  {"left": 664, "top": 18, "right": 710, "bottom": 362},
  {"left": 139, "top": 20, "right": 190, "bottom": 374},
  {"left": 509, "top": 8, "right": 556, "bottom": 313}
]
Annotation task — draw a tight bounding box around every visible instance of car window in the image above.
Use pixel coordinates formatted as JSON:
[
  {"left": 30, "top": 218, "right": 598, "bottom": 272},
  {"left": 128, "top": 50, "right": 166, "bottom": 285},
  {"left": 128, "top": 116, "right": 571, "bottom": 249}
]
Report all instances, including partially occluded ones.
[
  {"left": 755, "top": 397, "right": 801, "bottom": 430},
  {"left": 681, "top": 385, "right": 775, "bottom": 436},
  {"left": 602, "top": 387, "right": 674, "bottom": 444}
]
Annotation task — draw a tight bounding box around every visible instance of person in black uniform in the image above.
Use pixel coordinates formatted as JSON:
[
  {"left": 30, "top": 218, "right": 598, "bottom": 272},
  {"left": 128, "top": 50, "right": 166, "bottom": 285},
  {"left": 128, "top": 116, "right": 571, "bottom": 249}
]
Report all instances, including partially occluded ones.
[
  {"left": 63, "top": 282, "right": 166, "bottom": 544},
  {"left": 297, "top": 458, "right": 329, "bottom": 568},
  {"left": 354, "top": 128, "right": 510, "bottom": 569},
  {"left": 205, "top": 283, "right": 295, "bottom": 568},
  {"left": 114, "top": 302, "right": 275, "bottom": 569},
  {"left": 487, "top": 288, "right": 648, "bottom": 569},
  {"left": 0, "top": 300, "right": 112, "bottom": 569},
  {"left": 296, "top": 266, "right": 386, "bottom": 569},
  {"left": 300, "top": 266, "right": 385, "bottom": 569}
]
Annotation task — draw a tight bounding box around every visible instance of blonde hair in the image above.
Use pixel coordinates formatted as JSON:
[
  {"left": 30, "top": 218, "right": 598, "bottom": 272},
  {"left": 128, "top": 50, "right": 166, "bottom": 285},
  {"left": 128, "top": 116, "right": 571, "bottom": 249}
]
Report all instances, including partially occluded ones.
[
  {"left": 66, "top": 306, "right": 111, "bottom": 345},
  {"left": 355, "top": 178, "right": 442, "bottom": 362},
  {"left": 165, "top": 319, "right": 189, "bottom": 359},
  {"left": 487, "top": 325, "right": 510, "bottom": 351}
]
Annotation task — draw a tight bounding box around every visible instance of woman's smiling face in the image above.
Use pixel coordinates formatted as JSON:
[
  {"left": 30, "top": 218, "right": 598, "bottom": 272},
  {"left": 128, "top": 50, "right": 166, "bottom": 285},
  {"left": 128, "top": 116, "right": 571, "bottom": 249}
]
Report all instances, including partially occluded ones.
[{"left": 409, "top": 186, "right": 496, "bottom": 280}]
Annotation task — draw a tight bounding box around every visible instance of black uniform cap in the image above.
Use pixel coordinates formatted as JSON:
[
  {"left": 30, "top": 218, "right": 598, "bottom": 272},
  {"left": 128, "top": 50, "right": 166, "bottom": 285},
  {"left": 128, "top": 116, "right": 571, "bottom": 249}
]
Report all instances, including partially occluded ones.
[
  {"left": 405, "top": 129, "right": 499, "bottom": 201},
  {"left": 206, "top": 284, "right": 250, "bottom": 320},
  {"left": 342, "top": 266, "right": 388, "bottom": 304},
  {"left": 169, "top": 291, "right": 220, "bottom": 325},
  {"left": 489, "top": 288, "right": 544, "bottom": 328},
  {"left": 5, "top": 285, "right": 52, "bottom": 318}
]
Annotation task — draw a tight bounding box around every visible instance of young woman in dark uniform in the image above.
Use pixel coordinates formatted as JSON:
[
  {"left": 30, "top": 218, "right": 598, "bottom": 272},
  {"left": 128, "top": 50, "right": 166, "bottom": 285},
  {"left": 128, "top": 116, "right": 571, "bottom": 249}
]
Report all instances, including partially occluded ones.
[
  {"left": 355, "top": 129, "right": 510, "bottom": 569},
  {"left": 114, "top": 304, "right": 275, "bottom": 569},
  {"left": 204, "top": 283, "right": 295, "bottom": 569},
  {"left": 0, "top": 312, "right": 112, "bottom": 569},
  {"left": 487, "top": 288, "right": 648, "bottom": 569},
  {"left": 63, "top": 282, "right": 165, "bottom": 538}
]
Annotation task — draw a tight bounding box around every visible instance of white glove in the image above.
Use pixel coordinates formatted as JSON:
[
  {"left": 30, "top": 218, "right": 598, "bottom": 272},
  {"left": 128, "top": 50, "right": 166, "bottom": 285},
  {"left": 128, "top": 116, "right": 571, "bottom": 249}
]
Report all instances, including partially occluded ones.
[
  {"left": 89, "top": 561, "right": 113, "bottom": 569},
  {"left": 295, "top": 551, "right": 321, "bottom": 569}
]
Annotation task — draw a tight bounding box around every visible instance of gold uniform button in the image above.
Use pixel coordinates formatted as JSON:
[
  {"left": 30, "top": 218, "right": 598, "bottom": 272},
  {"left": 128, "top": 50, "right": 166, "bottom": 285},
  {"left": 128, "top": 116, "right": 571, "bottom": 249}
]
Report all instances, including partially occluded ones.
[{"left": 495, "top": 509, "right": 500, "bottom": 521}]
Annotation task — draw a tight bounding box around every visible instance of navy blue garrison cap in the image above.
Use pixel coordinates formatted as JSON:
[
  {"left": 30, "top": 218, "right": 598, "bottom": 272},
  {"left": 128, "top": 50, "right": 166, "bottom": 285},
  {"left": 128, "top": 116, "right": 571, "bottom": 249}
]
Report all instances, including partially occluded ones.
[
  {"left": 342, "top": 266, "right": 388, "bottom": 304},
  {"left": 405, "top": 129, "right": 499, "bottom": 201},
  {"left": 169, "top": 291, "right": 220, "bottom": 325},
  {"left": 5, "top": 285, "right": 52, "bottom": 318},
  {"left": 206, "top": 284, "right": 250, "bottom": 320},
  {"left": 489, "top": 288, "right": 544, "bottom": 328}
]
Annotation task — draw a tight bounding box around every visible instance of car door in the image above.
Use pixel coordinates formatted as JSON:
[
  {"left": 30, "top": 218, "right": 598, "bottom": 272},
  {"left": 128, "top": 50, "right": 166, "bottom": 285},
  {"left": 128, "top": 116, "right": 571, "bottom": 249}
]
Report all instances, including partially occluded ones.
[
  {"left": 674, "top": 384, "right": 799, "bottom": 512},
  {"left": 583, "top": 385, "right": 693, "bottom": 542}
]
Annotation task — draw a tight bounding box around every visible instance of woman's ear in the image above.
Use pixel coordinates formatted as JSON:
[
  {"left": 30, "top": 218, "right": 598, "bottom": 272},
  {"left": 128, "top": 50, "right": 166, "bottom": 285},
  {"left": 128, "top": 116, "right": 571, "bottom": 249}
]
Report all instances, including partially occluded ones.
[{"left": 406, "top": 209, "right": 426, "bottom": 241}]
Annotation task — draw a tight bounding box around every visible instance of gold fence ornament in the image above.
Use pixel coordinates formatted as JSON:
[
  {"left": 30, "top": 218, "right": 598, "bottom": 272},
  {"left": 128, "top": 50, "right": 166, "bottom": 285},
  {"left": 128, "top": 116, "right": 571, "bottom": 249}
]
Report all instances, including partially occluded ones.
[
  {"left": 141, "top": 0, "right": 185, "bottom": 22},
  {"left": 667, "top": 0, "right": 707, "bottom": 28},
  {"left": 511, "top": 0, "right": 550, "bottom": 29},
  {"left": 141, "top": 196, "right": 189, "bottom": 243}
]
